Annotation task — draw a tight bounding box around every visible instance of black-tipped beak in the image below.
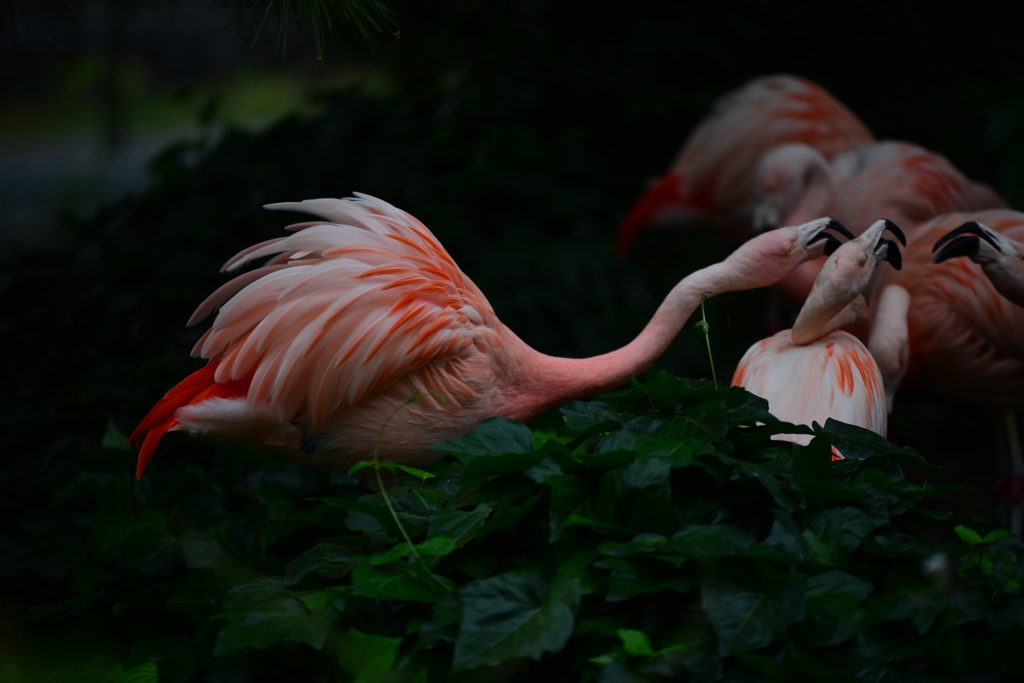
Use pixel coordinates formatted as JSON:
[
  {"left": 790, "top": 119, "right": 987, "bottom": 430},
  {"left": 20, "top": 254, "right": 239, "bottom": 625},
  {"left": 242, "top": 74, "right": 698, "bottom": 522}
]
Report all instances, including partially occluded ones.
[
  {"left": 881, "top": 218, "right": 907, "bottom": 246},
  {"left": 825, "top": 218, "right": 855, "bottom": 241},
  {"left": 877, "top": 238, "right": 902, "bottom": 270},
  {"left": 819, "top": 233, "right": 843, "bottom": 256},
  {"left": 932, "top": 221, "right": 1001, "bottom": 254},
  {"left": 933, "top": 235, "right": 980, "bottom": 264}
]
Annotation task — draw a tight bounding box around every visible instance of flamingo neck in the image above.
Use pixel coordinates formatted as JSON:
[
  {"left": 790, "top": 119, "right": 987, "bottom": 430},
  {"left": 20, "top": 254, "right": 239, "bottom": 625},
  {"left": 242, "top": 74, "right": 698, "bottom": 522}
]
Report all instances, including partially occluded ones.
[
  {"left": 502, "top": 262, "right": 737, "bottom": 421},
  {"left": 785, "top": 163, "right": 835, "bottom": 226}
]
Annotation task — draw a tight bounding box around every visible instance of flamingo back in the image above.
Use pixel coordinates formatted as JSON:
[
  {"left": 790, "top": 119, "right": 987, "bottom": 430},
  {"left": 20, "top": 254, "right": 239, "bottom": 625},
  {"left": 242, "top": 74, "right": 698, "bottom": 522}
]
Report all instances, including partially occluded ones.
[
  {"left": 731, "top": 329, "right": 887, "bottom": 445},
  {"left": 826, "top": 142, "right": 1004, "bottom": 230},
  {"left": 677, "top": 74, "right": 873, "bottom": 215}
]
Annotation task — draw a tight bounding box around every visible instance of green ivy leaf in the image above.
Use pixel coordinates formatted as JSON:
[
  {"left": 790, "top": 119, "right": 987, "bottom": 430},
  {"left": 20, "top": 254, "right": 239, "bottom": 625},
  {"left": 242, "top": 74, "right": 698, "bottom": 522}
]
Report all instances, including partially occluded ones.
[
  {"left": 701, "top": 576, "right": 806, "bottom": 654},
  {"left": 285, "top": 543, "right": 353, "bottom": 582},
  {"left": 434, "top": 418, "right": 542, "bottom": 486},
  {"left": 560, "top": 400, "right": 624, "bottom": 435},
  {"left": 336, "top": 628, "right": 402, "bottom": 683},
  {"left": 617, "top": 628, "right": 655, "bottom": 656},
  {"left": 350, "top": 559, "right": 453, "bottom": 602},
  {"left": 453, "top": 572, "right": 576, "bottom": 670},
  {"left": 664, "top": 525, "right": 757, "bottom": 563},
  {"left": 214, "top": 596, "right": 335, "bottom": 656}
]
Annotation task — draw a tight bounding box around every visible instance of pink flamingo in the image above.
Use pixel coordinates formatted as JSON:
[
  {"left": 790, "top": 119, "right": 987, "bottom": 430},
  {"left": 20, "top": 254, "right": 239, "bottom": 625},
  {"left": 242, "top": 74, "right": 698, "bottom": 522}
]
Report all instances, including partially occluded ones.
[
  {"left": 731, "top": 219, "right": 906, "bottom": 452},
  {"left": 615, "top": 74, "right": 872, "bottom": 253},
  {"left": 755, "top": 140, "right": 1006, "bottom": 302},
  {"left": 933, "top": 219, "right": 1024, "bottom": 308},
  {"left": 876, "top": 210, "right": 1024, "bottom": 529},
  {"left": 128, "top": 195, "right": 850, "bottom": 479},
  {"left": 876, "top": 210, "right": 1024, "bottom": 411}
]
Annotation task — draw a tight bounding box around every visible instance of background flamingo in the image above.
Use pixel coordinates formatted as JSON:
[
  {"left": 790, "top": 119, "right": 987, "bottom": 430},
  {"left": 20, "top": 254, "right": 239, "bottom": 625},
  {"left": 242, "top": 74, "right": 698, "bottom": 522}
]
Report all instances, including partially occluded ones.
[
  {"left": 875, "top": 210, "right": 1024, "bottom": 528},
  {"left": 756, "top": 140, "right": 1006, "bottom": 302},
  {"left": 615, "top": 73, "right": 872, "bottom": 253},
  {"left": 876, "top": 210, "right": 1024, "bottom": 411},
  {"left": 933, "top": 219, "right": 1024, "bottom": 307},
  {"left": 731, "top": 219, "right": 905, "bottom": 452},
  {"left": 128, "top": 195, "right": 847, "bottom": 479}
]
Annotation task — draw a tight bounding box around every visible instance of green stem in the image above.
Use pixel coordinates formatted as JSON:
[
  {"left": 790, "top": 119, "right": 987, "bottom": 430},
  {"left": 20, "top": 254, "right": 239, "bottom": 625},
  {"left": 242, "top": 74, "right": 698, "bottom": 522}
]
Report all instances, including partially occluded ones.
[
  {"left": 699, "top": 292, "right": 718, "bottom": 390},
  {"left": 373, "top": 396, "right": 452, "bottom": 591}
]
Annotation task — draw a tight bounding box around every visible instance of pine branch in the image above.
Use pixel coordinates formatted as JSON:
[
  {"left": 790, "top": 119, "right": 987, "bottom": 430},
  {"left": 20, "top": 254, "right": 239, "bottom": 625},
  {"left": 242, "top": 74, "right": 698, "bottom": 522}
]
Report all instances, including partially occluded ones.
[{"left": 227, "top": 0, "right": 398, "bottom": 57}]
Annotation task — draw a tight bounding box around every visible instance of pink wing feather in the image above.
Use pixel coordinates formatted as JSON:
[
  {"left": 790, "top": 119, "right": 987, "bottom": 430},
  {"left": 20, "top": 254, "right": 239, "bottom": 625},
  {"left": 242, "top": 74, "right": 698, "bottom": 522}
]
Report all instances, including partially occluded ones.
[
  {"left": 189, "top": 193, "right": 499, "bottom": 431},
  {"left": 731, "top": 330, "right": 887, "bottom": 445}
]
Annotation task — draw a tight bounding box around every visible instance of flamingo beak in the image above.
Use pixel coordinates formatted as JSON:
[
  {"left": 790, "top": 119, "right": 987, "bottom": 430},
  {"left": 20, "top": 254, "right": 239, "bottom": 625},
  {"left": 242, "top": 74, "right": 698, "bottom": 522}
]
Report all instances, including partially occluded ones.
[{"left": 933, "top": 221, "right": 1001, "bottom": 264}]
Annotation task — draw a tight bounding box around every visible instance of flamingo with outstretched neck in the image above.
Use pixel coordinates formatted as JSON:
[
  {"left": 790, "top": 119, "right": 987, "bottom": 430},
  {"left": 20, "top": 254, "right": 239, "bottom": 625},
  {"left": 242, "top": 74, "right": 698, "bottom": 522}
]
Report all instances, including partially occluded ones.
[
  {"left": 128, "top": 194, "right": 850, "bottom": 479},
  {"left": 731, "top": 219, "right": 907, "bottom": 452}
]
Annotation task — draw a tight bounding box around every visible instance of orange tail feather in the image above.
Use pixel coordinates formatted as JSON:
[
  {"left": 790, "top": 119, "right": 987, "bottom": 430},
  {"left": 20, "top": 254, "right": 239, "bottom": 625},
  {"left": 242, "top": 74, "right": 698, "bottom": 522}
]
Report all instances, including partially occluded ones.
[{"left": 126, "top": 363, "right": 251, "bottom": 479}]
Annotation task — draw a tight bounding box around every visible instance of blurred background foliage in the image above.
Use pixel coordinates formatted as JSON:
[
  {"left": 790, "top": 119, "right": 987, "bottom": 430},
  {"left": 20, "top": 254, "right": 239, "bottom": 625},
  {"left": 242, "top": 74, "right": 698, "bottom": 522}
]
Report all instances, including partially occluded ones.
[{"left": 2, "top": 0, "right": 1024, "bottom": 679}]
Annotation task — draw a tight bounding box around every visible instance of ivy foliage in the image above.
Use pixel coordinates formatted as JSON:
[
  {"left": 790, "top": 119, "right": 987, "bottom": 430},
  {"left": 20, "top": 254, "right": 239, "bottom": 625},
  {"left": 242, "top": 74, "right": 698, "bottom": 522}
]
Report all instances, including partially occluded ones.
[{"left": 6, "top": 373, "right": 1024, "bottom": 680}]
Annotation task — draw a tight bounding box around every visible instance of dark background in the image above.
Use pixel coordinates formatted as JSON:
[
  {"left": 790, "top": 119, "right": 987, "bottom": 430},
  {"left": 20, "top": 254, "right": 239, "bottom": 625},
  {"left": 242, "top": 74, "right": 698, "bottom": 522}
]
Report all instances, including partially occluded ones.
[{"left": 2, "top": 0, "right": 1023, "bottom": 678}]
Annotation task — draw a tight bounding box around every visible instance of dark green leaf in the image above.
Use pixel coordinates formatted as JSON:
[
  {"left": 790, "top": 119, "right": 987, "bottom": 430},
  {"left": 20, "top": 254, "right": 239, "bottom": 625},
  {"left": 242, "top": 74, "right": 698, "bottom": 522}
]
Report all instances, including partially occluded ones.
[
  {"left": 350, "top": 560, "right": 453, "bottom": 602},
  {"left": 664, "top": 525, "right": 757, "bottom": 563},
  {"left": 285, "top": 543, "right": 353, "bottom": 581},
  {"left": 336, "top": 628, "right": 402, "bottom": 683},
  {"left": 806, "top": 506, "right": 887, "bottom": 553},
  {"left": 560, "top": 400, "right": 624, "bottom": 435},
  {"left": 453, "top": 572, "right": 576, "bottom": 670},
  {"left": 214, "top": 596, "right": 335, "bottom": 656},
  {"left": 701, "top": 576, "right": 805, "bottom": 654}
]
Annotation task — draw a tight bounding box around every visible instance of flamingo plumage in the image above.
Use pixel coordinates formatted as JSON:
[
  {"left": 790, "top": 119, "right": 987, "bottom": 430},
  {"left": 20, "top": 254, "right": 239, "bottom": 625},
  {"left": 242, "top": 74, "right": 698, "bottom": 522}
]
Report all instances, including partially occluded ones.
[
  {"left": 128, "top": 194, "right": 848, "bottom": 480},
  {"left": 933, "top": 219, "right": 1024, "bottom": 308},
  {"left": 731, "top": 219, "right": 907, "bottom": 452},
  {"left": 615, "top": 74, "right": 873, "bottom": 253},
  {"left": 876, "top": 210, "right": 1024, "bottom": 529},
  {"left": 756, "top": 140, "right": 1006, "bottom": 302},
  {"left": 875, "top": 210, "right": 1024, "bottom": 410}
]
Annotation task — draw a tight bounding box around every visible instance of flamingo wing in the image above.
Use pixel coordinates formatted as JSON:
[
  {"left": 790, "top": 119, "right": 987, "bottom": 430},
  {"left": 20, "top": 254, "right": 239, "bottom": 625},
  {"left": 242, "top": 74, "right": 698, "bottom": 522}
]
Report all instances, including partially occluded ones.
[{"left": 187, "top": 193, "right": 499, "bottom": 431}]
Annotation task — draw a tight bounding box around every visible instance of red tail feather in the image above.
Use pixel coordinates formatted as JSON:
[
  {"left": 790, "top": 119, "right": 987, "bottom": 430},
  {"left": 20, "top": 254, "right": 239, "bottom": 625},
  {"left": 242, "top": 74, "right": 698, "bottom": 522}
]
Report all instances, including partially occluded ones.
[
  {"left": 616, "top": 171, "right": 689, "bottom": 254},
  {"left": 126, "top": 363, "right": 251, "bottom": 480}
]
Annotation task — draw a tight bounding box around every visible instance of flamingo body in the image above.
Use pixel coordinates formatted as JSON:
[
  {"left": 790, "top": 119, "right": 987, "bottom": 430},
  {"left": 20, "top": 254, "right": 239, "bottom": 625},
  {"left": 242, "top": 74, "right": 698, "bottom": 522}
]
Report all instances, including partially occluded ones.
[
  {"left": 877, "top": 210, "right": 1024, "bottom": 410},
  {"left": 731, "top": 219, "right": 905, "bottom": 449},
  {"left": 732, "top": 330, "right": 886, "bottom": 446},
  {"left": 761, "top": 140, "right": 1005, "bottom": 302},
  {"left": 129, "top": 195, "right": 846, "bottom": 479},
  {"left": 616, "top": 74, "right": 872, "bottom": 251}
]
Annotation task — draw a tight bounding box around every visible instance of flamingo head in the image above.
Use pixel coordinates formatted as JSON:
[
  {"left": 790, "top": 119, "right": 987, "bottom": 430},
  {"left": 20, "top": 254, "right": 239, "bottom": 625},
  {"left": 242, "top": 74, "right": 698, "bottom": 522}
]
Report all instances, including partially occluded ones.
[
  {"left": 752, "top": 143, "right": 834, "bottom": 233},
  {"left": 792, "top": 218, "right": 906, "bottom": 343},
  {"left": 933, "top": 220, "right": 1023, "bottom": 266},
  {"left": 722, "top": 216, "right": 854, "bottom": 290}
]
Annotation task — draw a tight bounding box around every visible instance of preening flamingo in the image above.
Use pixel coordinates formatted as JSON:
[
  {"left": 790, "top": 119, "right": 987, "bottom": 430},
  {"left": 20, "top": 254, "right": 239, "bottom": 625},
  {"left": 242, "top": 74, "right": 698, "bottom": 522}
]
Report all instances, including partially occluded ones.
[
  {"left": 128, "top": 195, "right": 849, "bottom": 480},
  {"left": 933, "top": 220, "right": 1024, "bottom": 308},
  {"left": 756, "top": 140, "right": 1006, "bottom": 302},
  {"left": 615, "top": 74, "right": 872, "bottom": 253},
  {"left": 731, "top": 219, "right": 906, "bottom": 451}
]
